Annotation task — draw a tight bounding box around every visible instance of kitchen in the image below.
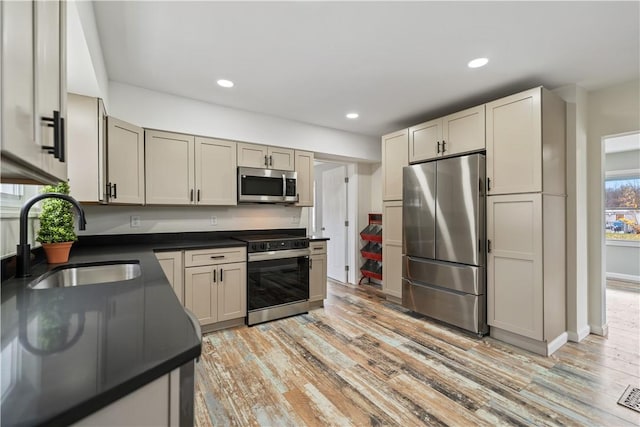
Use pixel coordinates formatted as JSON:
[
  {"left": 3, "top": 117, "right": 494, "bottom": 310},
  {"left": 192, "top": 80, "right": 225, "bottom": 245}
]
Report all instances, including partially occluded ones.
[{"left": 2, "top": 1, "right": 640, "bottom": 426}]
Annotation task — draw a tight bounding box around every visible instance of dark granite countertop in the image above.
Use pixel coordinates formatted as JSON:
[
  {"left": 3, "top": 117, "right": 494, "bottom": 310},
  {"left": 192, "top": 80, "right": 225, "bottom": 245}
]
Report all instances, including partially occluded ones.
[{"left": 0, "top": 230, "right": 268, "bottom": 427}]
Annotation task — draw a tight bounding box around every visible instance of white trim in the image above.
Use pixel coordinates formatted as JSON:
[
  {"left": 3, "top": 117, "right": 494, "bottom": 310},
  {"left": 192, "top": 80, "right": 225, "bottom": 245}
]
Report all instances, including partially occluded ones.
[
  {"left": 547, "top": 332, "right": 569, "bottom": 356},
  {"left": 590, "top": 323, "right": 609, "bottom": 337},
  {"left": 606, "top": 272, "right": 640, "bottom": 283},
  {"left": 567, "top": 325, "right": 590, "bottom": 343},
  {"left": 606, "top": 239, "right": 640, "bottom": 247},
  {"left": 605, "top": 168, "right": 640, "bottom": 178}
]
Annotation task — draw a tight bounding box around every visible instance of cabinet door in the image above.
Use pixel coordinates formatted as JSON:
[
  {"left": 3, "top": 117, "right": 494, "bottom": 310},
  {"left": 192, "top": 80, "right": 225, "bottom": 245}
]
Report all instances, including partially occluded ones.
[
  {"left": 195, "top": 137, "right": 237, "bottom": 206},
  {"left": 156, "top": 251, "right": 184, "bottom": 304},
  {"left": 145, "top": 130, "right": 195, "bottom": 205},
  {"left": 382, "top": 129, "right": 409, "bottom": 201},
  {"left": 217, "top": 262, "right": 247, "bottom": 321},
  {"left": 309, "top": 254, "right": 327, "bottom": 302},
  {"left": 486, "top": 88, "right": 542, "bottom": 195},
  {"left": 237, "top": 142, "right": 268, "bottom": 168},
  {"left": 36, "top": 0, "right": 67, "bottom": 182},
  {"left": 487, "top": 194, "right": 543, "bottom": 340},
  {"left": 383, "top": 201, "right": 403, "bottom": 299},
  {"left": 108, "top": 117, "right": 145, "bottom": 204},
  {"left": 441, "top": 105, "right": 485, "bottom": 156},
  {"left": 67, "top": 94, "right": 101, "bottom": 202},
  {"left": 268, "top": 147, "right": 295, "bottom": 171},
  {"left": 295, "top": 150, "right": 314, "bottom": 206},
  {"left": 184, "top": 266, "right": 217, "bottom": 326},
  {"left": 409, "top": 119, "right": 441, "bottom": 163},
  {"left": 1, "top": 1, "right": 39, "bottom": 169}
]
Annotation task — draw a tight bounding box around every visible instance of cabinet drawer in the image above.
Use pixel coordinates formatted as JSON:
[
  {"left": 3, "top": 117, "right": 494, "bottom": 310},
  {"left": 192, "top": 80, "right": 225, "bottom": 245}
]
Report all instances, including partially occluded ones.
[
  {"left": 184, "top": 246, "right": 246, "bottom": 267},
  {"left": 309, "top": 241, "right": 327, "bottom": 254}
]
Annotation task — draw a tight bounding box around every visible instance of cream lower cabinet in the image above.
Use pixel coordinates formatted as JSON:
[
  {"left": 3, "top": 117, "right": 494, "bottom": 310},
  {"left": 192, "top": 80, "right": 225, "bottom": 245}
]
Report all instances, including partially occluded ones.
[
  {"left": 295, "top": 150, "right": 314, "bottom": 206},
  {"left": 487, "top": 193, "right": 566, "bottom": 356},
  {"left": 155, "top": 251, "right": 184, "bottom": 304},
  {"left": 145, "top": 130, "right": 237, "bottom": 205},
  {"left": 382, "top": 129, "right": 409, "bottom": 201},
  {"left": 237, "top": 142, "right": 294, "bottom": 171},
  {"left": 409, "top": 104, "right": 485, "bottom": 163},
  {"left": 183, "top": 247, "right": 247, "bottom": 331},
  {"left": 382, "top": 201, "right": 403, "bottom": 301},
  {"left": 309, "top": 241, "right": 327, "bottom": 307}
]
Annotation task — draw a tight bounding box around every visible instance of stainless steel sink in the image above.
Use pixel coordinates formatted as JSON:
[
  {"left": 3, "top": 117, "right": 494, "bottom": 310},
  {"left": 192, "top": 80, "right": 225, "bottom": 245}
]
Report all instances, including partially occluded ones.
[{"left": 30, "top": 262, "right": 142, "bottom": 289}]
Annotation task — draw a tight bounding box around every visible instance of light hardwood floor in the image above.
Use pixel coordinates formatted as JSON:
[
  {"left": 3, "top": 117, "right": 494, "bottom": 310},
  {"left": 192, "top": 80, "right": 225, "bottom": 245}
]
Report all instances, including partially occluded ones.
[{"left": 195, "top": 282, "right": 640, "bottom": 426}]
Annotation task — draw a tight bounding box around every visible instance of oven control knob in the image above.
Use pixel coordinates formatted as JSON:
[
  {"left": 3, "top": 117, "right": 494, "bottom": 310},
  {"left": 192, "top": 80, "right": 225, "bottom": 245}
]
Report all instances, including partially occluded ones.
[{"left": 265, "top": 242, "right": 270, "bottom": 250}]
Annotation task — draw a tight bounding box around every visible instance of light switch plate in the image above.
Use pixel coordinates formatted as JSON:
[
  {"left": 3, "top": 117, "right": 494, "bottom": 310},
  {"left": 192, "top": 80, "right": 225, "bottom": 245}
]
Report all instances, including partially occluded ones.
[{"left": 130, "top": 215, "right": 141, "bottom": 228}]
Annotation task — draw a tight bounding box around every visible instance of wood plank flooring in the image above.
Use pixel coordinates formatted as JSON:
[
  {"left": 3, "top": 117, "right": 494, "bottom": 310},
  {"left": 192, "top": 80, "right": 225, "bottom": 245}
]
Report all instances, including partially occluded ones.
[{"left": 194, "top": 282, "right": 640, "bottom": 426}]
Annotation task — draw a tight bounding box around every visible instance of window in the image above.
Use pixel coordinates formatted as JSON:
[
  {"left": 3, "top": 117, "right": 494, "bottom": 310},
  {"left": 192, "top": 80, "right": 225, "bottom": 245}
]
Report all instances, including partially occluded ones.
[
  {"left": 605, "top": 173, "right": 640, "bottom": 241},
  {"left": 0, "top": 184, "right": 42, "bottom": 213}
]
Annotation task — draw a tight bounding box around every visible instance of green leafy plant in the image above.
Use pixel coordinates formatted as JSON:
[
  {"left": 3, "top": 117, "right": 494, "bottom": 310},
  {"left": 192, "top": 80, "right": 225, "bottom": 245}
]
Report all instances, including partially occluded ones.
[{"left": 36, "top": 181, "right": 78, "bottom": 244}]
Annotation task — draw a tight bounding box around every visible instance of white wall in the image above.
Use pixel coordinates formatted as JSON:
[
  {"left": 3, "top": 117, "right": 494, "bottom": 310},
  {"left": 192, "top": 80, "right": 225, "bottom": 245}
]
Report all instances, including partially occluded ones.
[
  {"left": 587, "top": 78, "right": 640, "bottom": 335},
  {"left": 108, "top": 82, "right": 380, "bottom": 162},
  {"left": 553, "top": 84, "right": 590, "bottom": 342},
  {"left": 78, "top": 204, "right": 308, "bottom": 236}
]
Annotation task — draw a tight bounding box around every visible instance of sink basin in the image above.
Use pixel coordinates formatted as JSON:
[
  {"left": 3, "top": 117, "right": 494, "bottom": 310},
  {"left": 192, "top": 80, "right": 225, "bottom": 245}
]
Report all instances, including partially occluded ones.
[{"left": 30, "top": 262, "right": 142, "bottom": 289}]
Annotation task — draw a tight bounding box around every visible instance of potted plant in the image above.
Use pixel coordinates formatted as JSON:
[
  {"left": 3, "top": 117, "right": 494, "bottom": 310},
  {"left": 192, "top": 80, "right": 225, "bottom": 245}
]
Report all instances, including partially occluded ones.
[{"left": 36, "top": 181, "right": 78, "bottom": 264}]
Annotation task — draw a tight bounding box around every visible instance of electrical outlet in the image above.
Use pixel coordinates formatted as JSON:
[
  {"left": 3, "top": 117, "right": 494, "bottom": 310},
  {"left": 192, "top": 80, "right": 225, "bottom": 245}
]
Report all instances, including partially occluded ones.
[
  {"left": 210, "top": 215, "right": 218, "bottom": 226},
  {"left": 291, "top": 215, "right": 299, "bottom": 224},
  {"left": 130, "top": 215, "right": 141, "bottom": 228}
]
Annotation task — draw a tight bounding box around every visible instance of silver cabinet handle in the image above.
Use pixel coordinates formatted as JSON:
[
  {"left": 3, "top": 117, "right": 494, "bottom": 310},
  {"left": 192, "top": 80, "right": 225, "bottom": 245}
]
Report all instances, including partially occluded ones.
[{"left": 282, "top": 173, "right": 286, "bottom": 199}]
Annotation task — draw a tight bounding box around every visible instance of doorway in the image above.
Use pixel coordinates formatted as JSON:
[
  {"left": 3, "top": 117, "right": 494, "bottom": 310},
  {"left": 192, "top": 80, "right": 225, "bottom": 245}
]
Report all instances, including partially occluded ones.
[{"left": 314, "top": 161, "right": 348, "bottom": 283}]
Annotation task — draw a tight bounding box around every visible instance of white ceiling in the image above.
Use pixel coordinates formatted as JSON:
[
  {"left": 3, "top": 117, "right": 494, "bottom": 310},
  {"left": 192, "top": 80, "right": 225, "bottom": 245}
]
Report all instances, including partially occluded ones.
[{"left": 93, "top": 1, "right": 639, "bottom": 137}]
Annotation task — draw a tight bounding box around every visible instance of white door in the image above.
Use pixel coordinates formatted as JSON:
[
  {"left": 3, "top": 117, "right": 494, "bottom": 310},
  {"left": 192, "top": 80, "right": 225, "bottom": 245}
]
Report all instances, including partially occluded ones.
[{"left": 322, "top": 165, "right": 347, "bottom": 282}]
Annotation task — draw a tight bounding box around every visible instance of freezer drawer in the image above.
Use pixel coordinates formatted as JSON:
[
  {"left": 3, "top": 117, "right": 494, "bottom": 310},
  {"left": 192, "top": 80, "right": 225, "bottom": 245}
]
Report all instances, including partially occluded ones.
[
  {"left": 402, "top": 279, "right": 488, "bottom": 334},
  {"left": 403, "top": 256, "right": 485, "bottom": 295}
]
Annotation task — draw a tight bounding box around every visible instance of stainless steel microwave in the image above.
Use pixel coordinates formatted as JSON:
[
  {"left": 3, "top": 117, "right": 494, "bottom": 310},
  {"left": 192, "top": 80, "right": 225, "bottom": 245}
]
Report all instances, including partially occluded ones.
[{"left": 238, "top": 167, "right": 297, "bottom": 203}]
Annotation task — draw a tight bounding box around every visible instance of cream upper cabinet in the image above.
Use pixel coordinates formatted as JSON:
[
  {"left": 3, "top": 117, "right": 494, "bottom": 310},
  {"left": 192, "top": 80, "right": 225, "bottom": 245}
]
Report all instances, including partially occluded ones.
[
  {"left": 382, "top": 129, "right": 409, "bottom": 201},
  {"left": 155, "top": 251, "right": 184, "bottom": 305},
  {"left": 382, "top": 201, "right": 403, "bottom": 300},
  {"left": 486, "top": 87, "right": 565, "bottom": 196},
  {"left": 1, "top": 0, "right": 67, "bottom": 184},
  {"left": 409, "top": 119, "right": 441, "bottom": 162},
  {"left": 145, "top": 130, "right": 195, "bottom": 205},
  {"left": 295, "top": 150, "right": 314, "bottom": 206},
  {"left": 195, "top": 137, "right": 237, "bottom": 206},
  {"left": 108, "top": 117, "right": 145, "bottom": 204},
  {"left": 184, "top": 247, "right": 247, "bottom": 327},
  {"left": 237, "top": 142, "right": 294, "bottom": 171},
  {"left": 67, "top": 95, "right": 144, "bottom": 205},
  {"left": 441, "top": 105, "right": 485, "bottom": 156},
  {"left": 409, "top": 105, "right": 485, "bottom": 163},
  {"left": 309, "top": 241, "right": 327, "bottom": 305},
  {"left": 67, "top": 94, "right": 106, "bottom": 202}
]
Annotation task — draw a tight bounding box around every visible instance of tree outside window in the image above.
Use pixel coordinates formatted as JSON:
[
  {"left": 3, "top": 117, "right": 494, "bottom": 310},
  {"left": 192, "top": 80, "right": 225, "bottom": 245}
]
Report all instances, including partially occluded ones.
[{"left": 605, "top": 175, "right": 640, "bottom": 241}]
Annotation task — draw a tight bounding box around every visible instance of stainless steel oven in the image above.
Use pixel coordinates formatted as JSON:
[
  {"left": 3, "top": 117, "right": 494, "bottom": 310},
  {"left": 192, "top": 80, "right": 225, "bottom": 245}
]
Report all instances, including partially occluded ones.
[
  {"left": 238, "top": 167, "right": 297, "bottom": 203},
  {"left": 235, "top": 235, "right": 310, "bottom": 325}
]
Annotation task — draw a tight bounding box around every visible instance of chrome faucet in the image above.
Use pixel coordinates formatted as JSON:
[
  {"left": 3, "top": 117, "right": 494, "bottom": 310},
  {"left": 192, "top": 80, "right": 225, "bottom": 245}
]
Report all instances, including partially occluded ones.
[{"left": 16, "top": 193, "right": 87, "bottom": 278}]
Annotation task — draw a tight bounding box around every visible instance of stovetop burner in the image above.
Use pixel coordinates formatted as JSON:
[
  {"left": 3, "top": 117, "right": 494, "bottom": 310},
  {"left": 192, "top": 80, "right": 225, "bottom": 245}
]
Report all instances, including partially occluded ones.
[{"left": 234, "top": 234, "right": 309, "bottom": 253}]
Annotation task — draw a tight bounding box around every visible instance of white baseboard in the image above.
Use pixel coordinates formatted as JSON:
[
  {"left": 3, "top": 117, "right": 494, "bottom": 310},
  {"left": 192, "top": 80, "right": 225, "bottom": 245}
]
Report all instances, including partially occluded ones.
[
  {"left": 606, "top": 272, "right": 640, "bottom": 283},
  {"left": 567, "top": 325, "right": 591, "bottom": 342},
  {"left": 590, "top": 323, "right": 609, "bottom": 337}
]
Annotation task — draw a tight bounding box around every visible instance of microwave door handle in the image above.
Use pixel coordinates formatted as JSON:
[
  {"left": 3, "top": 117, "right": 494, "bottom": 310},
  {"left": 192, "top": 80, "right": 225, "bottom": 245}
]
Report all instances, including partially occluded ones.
[{"left": 282, "top": 174, "right": 286, "bottom": 199}]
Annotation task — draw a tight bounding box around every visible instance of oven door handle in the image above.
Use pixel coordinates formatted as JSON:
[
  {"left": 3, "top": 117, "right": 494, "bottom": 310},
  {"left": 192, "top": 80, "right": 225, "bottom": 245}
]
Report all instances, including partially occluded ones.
[{"left": 248, "top": 248, "right": 310, "bottom": 262}]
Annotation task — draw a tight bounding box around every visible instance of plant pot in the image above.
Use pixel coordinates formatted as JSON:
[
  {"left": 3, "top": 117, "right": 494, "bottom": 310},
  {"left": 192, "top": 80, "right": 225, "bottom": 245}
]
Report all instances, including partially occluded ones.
[{"left": 42, "top": 242, "right": 74, "bottom": 264}]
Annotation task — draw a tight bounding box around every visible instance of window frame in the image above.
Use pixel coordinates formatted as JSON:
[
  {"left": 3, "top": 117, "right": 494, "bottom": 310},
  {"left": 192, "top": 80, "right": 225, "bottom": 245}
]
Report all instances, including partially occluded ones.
[{"left": 604, "top": 168, "right": 640, "bottom": 246}]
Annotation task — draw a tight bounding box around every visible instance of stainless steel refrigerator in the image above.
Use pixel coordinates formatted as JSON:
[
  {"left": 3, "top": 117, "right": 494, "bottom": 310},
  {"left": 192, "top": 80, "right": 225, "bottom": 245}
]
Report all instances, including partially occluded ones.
[{"left": 402, "top": 153, "right": 488, "bottom": 335}]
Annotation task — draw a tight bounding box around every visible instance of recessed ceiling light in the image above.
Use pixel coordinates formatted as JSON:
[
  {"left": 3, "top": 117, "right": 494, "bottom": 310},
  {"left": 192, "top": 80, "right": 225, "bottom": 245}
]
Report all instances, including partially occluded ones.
[
  {"left": 346, "top": 113, "right": 359, "bottom": 119},
  {"left": 217, "top": 79, "right": 234, "bottom": 88},
  {"left": 467, "top": 57, "right": 489, "bottom": 68}
]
